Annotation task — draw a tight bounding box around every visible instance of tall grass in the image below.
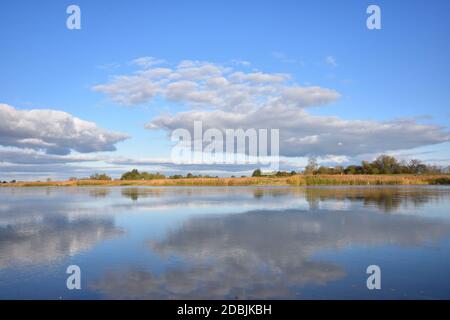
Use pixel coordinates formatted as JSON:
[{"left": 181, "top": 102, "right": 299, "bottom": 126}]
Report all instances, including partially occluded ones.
[
  {"left": 286, "top": 175, "right": 435, "bottom": 186},
  {"left": 2, "top": 174, "right": 450, "bottom": 187}
]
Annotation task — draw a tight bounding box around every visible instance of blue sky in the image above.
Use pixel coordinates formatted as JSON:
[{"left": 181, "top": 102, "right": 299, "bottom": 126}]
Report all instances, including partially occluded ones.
[{"left": 1, "top": 0, "right": 450, "bottom": 179}]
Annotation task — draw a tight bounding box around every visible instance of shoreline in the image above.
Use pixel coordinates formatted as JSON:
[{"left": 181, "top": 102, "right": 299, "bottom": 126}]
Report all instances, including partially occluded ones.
[{"left": 1, "top": 175, "right": 450, "bottom": 187}]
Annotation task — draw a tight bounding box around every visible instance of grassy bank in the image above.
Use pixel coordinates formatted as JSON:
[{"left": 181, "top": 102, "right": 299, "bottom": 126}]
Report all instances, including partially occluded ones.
[{"left": 1, "top": 174, "right": 450, "bottom": 187}]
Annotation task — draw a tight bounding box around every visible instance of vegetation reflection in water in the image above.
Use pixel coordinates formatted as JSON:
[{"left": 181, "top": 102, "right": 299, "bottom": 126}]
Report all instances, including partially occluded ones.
[{"left": 0, "top": 186, "right": 449, "bottom": 299}]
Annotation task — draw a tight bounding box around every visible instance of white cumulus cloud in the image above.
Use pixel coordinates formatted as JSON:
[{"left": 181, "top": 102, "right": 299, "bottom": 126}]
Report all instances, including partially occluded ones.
[
  {"left": 0, "top": 104, "right": 129, "bottom": 155},
  {"left": 94, "top": 58, "right": 450, "bottom": 158}
]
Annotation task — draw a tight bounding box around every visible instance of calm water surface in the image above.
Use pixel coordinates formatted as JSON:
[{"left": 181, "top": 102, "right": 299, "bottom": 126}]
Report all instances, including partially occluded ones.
[{"left": 0, "top": 186, "right": 450, "bottom": 299}]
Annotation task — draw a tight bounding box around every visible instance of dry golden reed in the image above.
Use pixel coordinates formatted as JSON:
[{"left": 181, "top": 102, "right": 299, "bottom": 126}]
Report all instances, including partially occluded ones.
[{"left": 2, "top": 175, "right": 449, "bottom": 187}]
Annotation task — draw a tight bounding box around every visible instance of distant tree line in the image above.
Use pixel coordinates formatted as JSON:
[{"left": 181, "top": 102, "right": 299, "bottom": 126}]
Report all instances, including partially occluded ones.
[
  {"left": 250, "top": 155, "right": 449, "bottom": 177},
  {"left": 168, "top": 172, "right": 218, "bottom": 179},
  {"left": 1, "top": 180, "right": 16, "bottom": 184},
  {"left": 120, "top": 169, "right": 165, "bottom": 180},
  {"left": 119, "top": 169, "right": 218, "bottom": 180},
  {"left": 303, "top": 155, "right": 449, "bottom": 175},
  {"left": 252, "top": 169, "right": 296, "bottom": 177},
  {"left": 89, "top": 173, "right": 112, "bottom": 181}
]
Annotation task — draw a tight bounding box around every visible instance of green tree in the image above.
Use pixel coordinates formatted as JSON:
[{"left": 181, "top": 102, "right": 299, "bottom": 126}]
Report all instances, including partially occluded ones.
[
  {"left": 121, "top": 169, "right": 165, "bottom": 180},
  {"left": 344, "top": 165, "right": 364, "bottom": 175},
  {"left": 121, "top": 169, "right": 140, "bottom": 180},
  {"left": 317, "top": 166, "right": 331, "bottom": 175},
  {"left": 362, "top": 161, "right": 377, "bottom": 174},
  {"left": 372, "top": 155, "right": 399, "bottom": 174},
  {"left": 252, "top": 169, "right": 262, "bottom": 177}
]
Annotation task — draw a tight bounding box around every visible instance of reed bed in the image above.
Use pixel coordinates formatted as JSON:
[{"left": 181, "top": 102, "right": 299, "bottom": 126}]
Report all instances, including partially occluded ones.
[
  {"left": 2, "top": 175, "right": 450, "bottom": 187},
  {"left": 286, "top": 175, "right": 442, "bottom": 186}
]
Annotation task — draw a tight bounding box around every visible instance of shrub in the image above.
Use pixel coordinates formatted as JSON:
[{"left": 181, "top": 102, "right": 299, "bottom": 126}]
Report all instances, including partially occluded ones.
[{"left": 90, "top": 173, "right": 112, "bottom": 181}]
